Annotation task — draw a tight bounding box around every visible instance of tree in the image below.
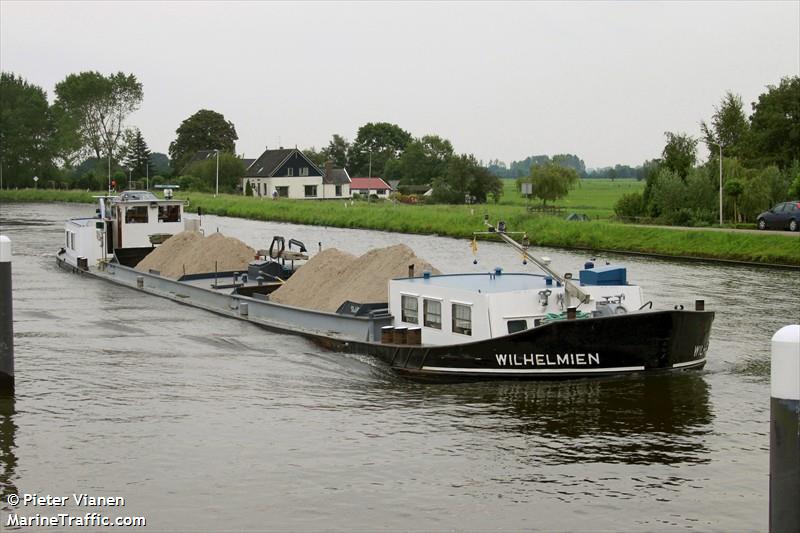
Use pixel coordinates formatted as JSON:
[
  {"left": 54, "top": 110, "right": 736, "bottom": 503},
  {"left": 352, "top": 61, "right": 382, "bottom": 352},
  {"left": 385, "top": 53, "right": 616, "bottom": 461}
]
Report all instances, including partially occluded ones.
[
  {"left": 614, "top": 192, "right": 645, "bottom": 219},
  {"left": 788, "top": 174, "right": 800, "bottom": 199},
  {"left": 182, "top": 152, "right": 245, "bottom": 193},
  {"left": 149, "top": 153, "right": 172, "bottom": 177},
  {"left": 384, "top": 134, "right": 454, "bottom": 186},
  {"left": 301, "top": 146, "right": 326, "bottom": 167},
  {"left": 49, "top": 102, "right": 84, "bottom": 168},
  {"left": 724, "top": 179, "right": 744, "bottom": 222},
  {"left": 649, "top": 168, "right": 689, "bottom": 222},
  {"left": 551, "top": 153, "right": 587, "bottom": 176},
  {"left": 519, "top": 164, "right": 579, "bottom": 205},
  {"left": 321, "top": 134, "right": 350, "bottom": 168},
  {"left": 0, "top": 72, "right": 56, "bottom": 187},
  {"left": 54, "top": 71, "right": 143, "bottom": 164},
  {"left": 431, "top": 154, "right": 502, "bottom": 204},
  {"left": 661, "top": 132, "right": 697, "bottom": 178},
  {"left": 747, "top": 76, "right": 800, "bottom": 169},
  {"left": 122, "top": 129, "right": 153, "bottom": 181},
  {"left": 169, "top": 109, "right": 238, "bottom": 172},
  {"left": 347, "top": 122, "right": 412, "bottom": 177},
  {"left": 701, "top": 92, "right": 750, "bottom": 159}
]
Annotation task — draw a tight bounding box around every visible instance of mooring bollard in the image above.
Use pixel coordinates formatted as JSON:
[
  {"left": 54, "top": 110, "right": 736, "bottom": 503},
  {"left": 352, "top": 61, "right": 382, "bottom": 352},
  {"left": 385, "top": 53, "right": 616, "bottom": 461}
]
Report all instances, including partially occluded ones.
[
  {"left": 0, "top": 235, "right": 14, "bottom": 393},
  {"left": 770, "top": 324, "right": 799, "bottom": 533}
]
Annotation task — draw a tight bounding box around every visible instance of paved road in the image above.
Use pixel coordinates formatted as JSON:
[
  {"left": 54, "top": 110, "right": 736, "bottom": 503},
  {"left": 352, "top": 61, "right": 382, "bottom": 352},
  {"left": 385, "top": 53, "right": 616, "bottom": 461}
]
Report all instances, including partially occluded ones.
[{"left": 624, "top": 223, "right": 798, "bottom": 237}]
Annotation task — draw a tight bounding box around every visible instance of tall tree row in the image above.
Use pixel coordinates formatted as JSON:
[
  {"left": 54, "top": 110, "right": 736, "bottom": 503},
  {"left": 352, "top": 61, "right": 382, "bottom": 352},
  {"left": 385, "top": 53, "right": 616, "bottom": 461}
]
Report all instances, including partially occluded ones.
[{"left": 617, "top": 76, "right": 799, "bottom": 225}]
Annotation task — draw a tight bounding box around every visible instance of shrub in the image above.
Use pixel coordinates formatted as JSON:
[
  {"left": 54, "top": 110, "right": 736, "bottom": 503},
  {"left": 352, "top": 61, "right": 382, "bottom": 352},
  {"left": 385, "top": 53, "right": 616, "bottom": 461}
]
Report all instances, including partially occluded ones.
[{"left": 614, "top": 192, "right": 645, "bottom": 219}]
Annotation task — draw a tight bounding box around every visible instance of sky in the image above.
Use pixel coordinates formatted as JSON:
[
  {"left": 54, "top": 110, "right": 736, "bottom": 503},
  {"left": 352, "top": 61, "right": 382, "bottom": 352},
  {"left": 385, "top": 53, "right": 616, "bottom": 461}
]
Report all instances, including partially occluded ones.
[{"left": 1, "top": 1, "right": 798, "bottom": 169}]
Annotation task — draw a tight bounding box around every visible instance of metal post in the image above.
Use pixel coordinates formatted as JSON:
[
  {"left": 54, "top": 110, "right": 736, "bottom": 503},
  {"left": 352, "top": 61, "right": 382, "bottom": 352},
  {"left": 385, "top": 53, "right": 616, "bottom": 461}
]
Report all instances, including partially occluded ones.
[
  {"left": 770, "top": 324, "right": 799, "bottom": 533},
  {"left": 0, "top": 236, "right": 14, "bottom": 393},
  {"left": 146, "top": 163, "right": 149, "bottom": 190},
  {"left": 215, "top": 149, "right": 220, "bottom": 197},
  {"left": 718, "top": 144, "right": 723, "bottom": 226}
]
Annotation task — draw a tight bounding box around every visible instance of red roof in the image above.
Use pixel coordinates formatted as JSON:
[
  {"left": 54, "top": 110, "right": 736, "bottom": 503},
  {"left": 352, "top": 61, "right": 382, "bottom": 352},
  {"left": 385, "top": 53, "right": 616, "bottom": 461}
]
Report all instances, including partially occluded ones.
[{"left": 350, "top": 177, "right": 392, "bottom": 190}]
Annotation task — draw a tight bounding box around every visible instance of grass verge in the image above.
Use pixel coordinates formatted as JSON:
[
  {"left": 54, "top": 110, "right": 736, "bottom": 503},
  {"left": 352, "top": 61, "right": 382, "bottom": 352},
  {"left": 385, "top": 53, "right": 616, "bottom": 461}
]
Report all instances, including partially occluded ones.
[{"left": 2, "top": 188, "right": 797, "bottom": 266}]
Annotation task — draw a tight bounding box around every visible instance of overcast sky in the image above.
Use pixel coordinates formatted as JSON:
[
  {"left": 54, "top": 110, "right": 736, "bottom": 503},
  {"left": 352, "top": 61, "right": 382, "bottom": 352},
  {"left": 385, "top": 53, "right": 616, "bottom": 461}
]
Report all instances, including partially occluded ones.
[{"left": 1, "top": 1, "right": 797, "bottom": 169}]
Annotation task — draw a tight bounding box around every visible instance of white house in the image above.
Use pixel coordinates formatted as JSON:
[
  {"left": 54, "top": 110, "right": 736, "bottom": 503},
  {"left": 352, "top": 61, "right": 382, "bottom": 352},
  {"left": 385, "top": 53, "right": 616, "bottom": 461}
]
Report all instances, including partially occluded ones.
[{"left": 242, "top": 148, "right": 351, "bottom": 199}]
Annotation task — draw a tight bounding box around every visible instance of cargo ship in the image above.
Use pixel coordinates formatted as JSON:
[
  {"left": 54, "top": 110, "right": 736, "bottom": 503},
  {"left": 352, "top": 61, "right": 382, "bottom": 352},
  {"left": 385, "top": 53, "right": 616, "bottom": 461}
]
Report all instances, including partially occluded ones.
[{"left": 56, "top": 190, "right": 714, "bottom": 380}]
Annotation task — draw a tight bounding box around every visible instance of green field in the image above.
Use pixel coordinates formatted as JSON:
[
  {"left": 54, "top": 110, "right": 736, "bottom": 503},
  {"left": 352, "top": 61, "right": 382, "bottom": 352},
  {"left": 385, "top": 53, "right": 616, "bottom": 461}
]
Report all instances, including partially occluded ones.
[
  {"left": 2, "top": 186, "right": 795, "bottom": 266},
  {"left": 499, "top": 178, "right": 645, "bottom": 218}
]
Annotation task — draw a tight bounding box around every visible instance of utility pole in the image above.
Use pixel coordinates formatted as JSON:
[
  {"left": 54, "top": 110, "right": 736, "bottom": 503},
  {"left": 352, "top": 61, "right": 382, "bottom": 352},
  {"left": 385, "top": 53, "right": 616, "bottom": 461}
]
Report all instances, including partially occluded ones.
[
  {"left": 718, "top": 143, "right": 723, "bottom": 226},
  {"left": 108, "top": 150, "right": 112, "bottom": 195},
  {"left": 215, "top": 149, "right": 220, "bottom": 197}
]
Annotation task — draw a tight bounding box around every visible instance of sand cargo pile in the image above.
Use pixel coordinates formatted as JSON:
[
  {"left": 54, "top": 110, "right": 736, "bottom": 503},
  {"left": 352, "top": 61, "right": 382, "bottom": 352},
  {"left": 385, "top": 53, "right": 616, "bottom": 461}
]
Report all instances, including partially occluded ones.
[
  {"left": 135, "top": 231, "right": 256, "bottom": 279},
  {"left": 270, "top": 244, "right": 439, "bottom": 312}
]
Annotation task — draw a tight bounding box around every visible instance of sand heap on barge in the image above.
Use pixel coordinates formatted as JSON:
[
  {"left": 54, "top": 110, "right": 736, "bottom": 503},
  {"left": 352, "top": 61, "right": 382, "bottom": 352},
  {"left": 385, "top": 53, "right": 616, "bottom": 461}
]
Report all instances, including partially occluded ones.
[
  {"left": 135, "top": 231, "right": 256, "bottom": 279},
  {"left": 270, "top": 244, "right": 439, "bottom": 312}
]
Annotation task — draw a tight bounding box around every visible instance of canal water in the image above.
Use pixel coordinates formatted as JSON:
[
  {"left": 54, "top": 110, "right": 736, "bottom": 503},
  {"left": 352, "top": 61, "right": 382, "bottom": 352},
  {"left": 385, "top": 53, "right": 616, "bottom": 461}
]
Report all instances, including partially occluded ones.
[{"left": 0, "top": 202, "right": 797, "bottom": 531}]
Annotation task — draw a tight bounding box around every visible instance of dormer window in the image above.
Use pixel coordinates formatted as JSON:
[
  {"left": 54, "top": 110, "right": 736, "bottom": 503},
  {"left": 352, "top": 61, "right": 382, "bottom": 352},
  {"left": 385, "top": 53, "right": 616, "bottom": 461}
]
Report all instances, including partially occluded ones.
[
  {"left": 300, "top": 167, "right": 309, "bottom": 176},
  {"left": 287, "top": 168, "right": 294, "bottom": 177}
]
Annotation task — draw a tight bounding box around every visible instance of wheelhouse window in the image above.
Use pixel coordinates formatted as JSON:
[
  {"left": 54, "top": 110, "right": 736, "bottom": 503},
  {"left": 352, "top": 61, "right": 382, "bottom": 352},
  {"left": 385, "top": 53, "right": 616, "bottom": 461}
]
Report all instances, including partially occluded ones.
[
  {"left": 304, "top": 185, "right": 317, "bottom": 198},
  {"left": 275, "top": 186, "right": 289, "bottom": 198},
  {"left": 125, "top": 205, "right": 149, "bottom": 224},
  {"left": 287, "top": 168, "right": 294, "bottom": 177},
  {"left": 299, "top": 167, "right": 309, "bottom": 176},
  {"left": 423, "top": 299, "right": 441, "bottom": 329},
  {"left": 507, "top": 319, "right": 527, "bottom": 334},
  {"left": 452, "top": 303, "right": 472, "bottom": 335},
  {"left": 401, "top": 295, "right": 418, "bottom": 324},
  {"left": 335, "top": 185, "right": 342, "bottom": 197},
  {"left": 158, "top": 204, "right": 181, "bottom": 223}
]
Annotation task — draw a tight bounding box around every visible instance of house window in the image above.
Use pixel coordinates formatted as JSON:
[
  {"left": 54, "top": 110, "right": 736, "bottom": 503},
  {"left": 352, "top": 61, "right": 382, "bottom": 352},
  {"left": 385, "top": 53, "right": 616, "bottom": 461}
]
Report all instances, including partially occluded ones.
[
  {"left": 423, "top": 299, "right": 441, "bottom": 329},
  {"left": 377, "top": 189, "right": 386, "bottom": 195},
  {"left": 287, "top": 168, "right": 294, "bottom": 177},
  {"left": 125, "top": 205, "right": 149, "bottom": 224},
  {"left": 507, "top": 319, "right": 527, "bottom": 334},
  {"left": 452, "top": 303, "right": 472, "bottom": 335},
  {"left": 304, "top": 185, "right": 317, "bottom": 197},
  {"left": 158, "top": 205, "right": 181, "bottom": 223},
  {"left": 401, "top": 295, "right": 418, "bottom": 324},
  {"left": 275, "top": 186, "right": 289, "bottom": 198},
  {"left": 300, "top": 167, "right": 309, "bottom": 176},
  {"left": 335, "top": 185, "right": 342, "bottom": 197}
]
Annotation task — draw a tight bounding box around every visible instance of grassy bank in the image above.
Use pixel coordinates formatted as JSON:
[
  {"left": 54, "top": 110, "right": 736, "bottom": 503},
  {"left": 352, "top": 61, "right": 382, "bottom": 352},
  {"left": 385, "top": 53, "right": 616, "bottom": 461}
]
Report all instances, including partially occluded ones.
[{"left": 2, "top": 188, "right": 797, "bottom": 266}]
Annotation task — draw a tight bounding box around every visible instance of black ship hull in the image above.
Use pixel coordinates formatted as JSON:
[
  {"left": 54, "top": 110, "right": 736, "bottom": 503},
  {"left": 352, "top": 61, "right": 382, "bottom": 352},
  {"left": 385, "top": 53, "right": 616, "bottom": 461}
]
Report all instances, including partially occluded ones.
[
  {"left": 314, "top": 310, "right": 714, "bottom": 380},
  {"left": 56, "top": 255, "right": 714, "bottom": 382}
]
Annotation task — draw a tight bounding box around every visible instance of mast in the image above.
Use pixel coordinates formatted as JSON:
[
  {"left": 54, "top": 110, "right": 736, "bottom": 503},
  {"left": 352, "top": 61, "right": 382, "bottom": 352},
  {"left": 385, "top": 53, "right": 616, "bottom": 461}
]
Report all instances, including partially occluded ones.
[{"left": 477, "top": 218, "right": 591, "bottom": 305}]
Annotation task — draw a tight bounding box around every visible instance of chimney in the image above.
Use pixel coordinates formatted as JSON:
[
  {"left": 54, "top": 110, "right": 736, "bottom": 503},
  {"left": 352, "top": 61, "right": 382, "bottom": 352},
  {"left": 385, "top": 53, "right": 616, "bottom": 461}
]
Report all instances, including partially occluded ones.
[{"left": 325, "top": 160, "right": 334, "bottom": 178}]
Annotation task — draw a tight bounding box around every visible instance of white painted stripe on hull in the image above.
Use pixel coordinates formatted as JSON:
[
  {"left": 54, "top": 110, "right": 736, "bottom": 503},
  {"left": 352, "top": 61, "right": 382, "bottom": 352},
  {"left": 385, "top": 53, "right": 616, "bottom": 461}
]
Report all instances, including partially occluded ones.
[
  {"left": 420, "top": 365, "right": 646, "bottom": 374},
  {"left": 673, "top": 358, "right": 706, "bottom": 368}
]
